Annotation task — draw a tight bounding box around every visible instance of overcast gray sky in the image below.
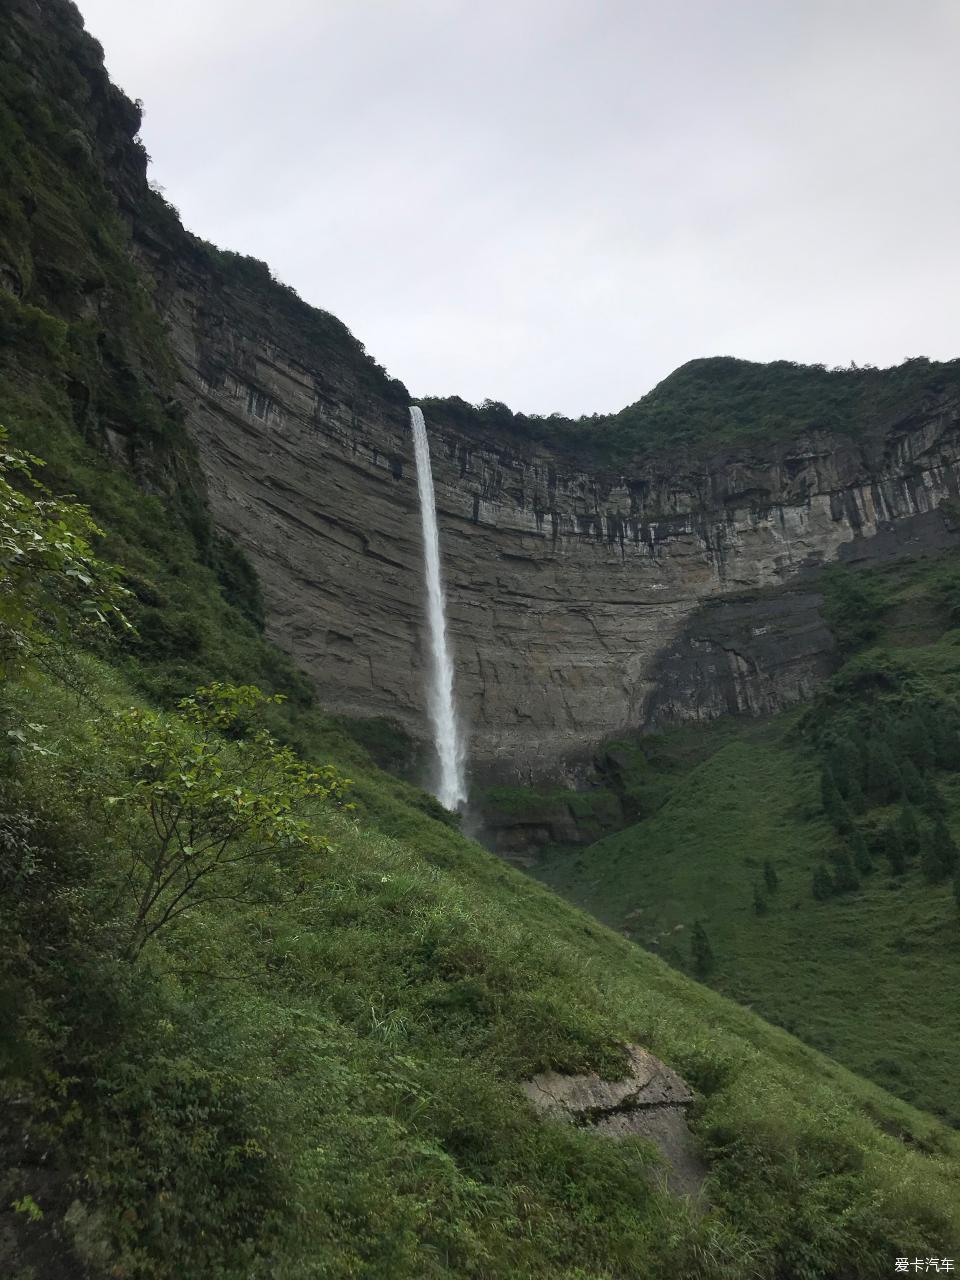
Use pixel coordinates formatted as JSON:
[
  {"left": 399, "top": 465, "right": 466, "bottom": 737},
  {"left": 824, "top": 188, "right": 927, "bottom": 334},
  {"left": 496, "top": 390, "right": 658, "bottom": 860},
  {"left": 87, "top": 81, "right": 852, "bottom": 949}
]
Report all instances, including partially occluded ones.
[{"left": 78, "top": 0, "right": 960, "bottom": 417}]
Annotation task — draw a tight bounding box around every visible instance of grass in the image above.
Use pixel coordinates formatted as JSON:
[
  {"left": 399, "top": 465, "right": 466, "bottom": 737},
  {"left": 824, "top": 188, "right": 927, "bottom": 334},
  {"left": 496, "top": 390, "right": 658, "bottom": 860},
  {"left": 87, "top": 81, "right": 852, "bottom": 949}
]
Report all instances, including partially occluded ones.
[{"left": 4, "top": 653, "right": 960, "bottom": 1278}]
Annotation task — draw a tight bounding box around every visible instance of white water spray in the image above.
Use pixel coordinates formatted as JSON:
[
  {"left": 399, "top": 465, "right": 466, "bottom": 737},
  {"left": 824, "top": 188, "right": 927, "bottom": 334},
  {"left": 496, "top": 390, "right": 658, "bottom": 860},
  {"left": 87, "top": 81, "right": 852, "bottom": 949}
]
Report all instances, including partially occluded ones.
[{"left": 409, "top": 406, "right": 467, "bottom": 811}]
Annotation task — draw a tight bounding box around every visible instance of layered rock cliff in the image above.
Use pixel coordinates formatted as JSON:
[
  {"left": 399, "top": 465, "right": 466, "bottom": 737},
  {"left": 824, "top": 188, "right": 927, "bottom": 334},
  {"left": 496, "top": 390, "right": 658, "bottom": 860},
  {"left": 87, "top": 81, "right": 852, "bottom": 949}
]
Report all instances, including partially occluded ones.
[
  {"left": 5, "top": 0, "right": 960, "bottom": 786},
  {"left": 156, "top": 278, "right": 960, "bottom": 779}
]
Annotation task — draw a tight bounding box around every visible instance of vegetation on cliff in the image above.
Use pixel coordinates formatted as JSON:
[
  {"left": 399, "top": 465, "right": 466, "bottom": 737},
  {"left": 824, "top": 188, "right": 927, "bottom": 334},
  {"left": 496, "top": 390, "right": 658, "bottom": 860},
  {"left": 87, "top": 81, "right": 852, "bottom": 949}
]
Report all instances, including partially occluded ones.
[{"left": 423, "top": 353, "right": 960, "bottom": 465}]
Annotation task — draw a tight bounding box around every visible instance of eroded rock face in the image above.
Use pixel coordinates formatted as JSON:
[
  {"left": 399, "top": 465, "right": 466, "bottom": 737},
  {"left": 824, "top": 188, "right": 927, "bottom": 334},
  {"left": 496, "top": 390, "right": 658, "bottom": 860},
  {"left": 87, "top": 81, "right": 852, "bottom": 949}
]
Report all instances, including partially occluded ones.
[
  {"left": 523, "top": 1046, "right": 707, "bottom": 1199},
  {"left": 149, "top": 267, "right": 960, "bottom": 782},
  {"left": 9, "top": 0, "right": 960, "bottom": 790}
]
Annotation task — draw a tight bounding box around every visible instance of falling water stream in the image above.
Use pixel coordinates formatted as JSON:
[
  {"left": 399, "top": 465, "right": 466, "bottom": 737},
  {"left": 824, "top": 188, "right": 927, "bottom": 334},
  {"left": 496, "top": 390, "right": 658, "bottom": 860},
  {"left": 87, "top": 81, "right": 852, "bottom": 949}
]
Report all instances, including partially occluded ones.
[{"left": 409, "top": 406, "right": 467, "bottom": 810}]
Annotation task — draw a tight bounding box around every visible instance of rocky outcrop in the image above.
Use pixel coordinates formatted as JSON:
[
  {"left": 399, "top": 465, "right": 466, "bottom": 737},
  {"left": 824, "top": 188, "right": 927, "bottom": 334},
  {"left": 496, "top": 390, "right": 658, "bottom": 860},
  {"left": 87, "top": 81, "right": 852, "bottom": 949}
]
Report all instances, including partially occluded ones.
[{"left": 522, "top": 1045, "right": 707, "bottom": 1199}]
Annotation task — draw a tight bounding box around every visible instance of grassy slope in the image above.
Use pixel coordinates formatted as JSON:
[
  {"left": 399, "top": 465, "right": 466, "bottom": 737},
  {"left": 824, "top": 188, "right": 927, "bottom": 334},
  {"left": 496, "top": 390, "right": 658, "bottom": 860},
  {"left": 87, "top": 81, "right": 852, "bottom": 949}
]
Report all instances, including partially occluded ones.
[
  {"left": 534, "top": 557, "right": 960, "bottom": 1125},
  {"left": 5, "top": 654, "right": 960, "bottom": 1279}
]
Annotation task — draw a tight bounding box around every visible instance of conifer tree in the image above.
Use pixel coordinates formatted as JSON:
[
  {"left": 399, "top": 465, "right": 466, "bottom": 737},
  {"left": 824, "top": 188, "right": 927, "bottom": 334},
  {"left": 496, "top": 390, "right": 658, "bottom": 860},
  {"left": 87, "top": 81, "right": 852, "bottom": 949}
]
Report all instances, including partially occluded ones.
[
  {"left": 922, "top": 818, "right": 959, "bottom": 883},
  {"left": 923, "top": 704, "right": 960, "bottom": 769},
  {"left": 845, "top": 772, "right": 867, "bottom": 815},
  {"left": 848, "top": 829, "right": 873, "bottom": 875},
  {"left": 753, "top": 884, "right": 769, "bottom": 915},
  {"left": 829, "top": 847, "right": 860, "bottom": 892},
  {"left": 691, "top": 921, "right": 715, "bottom": 977},
  {"left": 832, "top": 736, "right": 867, "bottom": 800},
  {"left": 898, "top": 757, "right": 926, "bottom": 806},
  {"left": 923, "top": 777, "right": 947, "bottom": 816},
  {"left": 812, "top": 865, "right": 834, "bottom": 901},
  {"left": 821, "top": 770, "right": 854, "bottom": 834},
  {"left": 826, "top": 743, "right": 851, "bottom": 798},
  {"left": 886, "top": 838, "right": 906, "bottom": 876},
  {"left": 821, "top": 769, "right": 843, "bottom": 820},
  {"left": 896, "top": 804, "right": 921, "bottom": 858},
  {"left": 866, "top": 740, "right": 902, "bottom": 804},
  {"left": 940, "top": 719, "right": 960, "bottom": 769},
  {"left": 902, "top": 709, "right": 935, "bottom": 770},
  {"left": 763, "top": 859, "right": 779, "bottom": 893}
]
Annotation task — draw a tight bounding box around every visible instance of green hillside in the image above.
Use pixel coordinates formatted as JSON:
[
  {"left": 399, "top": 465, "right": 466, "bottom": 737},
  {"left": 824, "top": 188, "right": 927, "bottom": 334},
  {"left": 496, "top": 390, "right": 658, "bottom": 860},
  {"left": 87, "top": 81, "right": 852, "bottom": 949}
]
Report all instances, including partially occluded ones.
[
  {"left": 422, "top": 354, "right": 960, "bottom": 464},
  {"left": 4, "top": 454, "right": 960, "bottom": 1277},
  {"left": 534, "top": 555, "right": 960, "bottom": 1125}
]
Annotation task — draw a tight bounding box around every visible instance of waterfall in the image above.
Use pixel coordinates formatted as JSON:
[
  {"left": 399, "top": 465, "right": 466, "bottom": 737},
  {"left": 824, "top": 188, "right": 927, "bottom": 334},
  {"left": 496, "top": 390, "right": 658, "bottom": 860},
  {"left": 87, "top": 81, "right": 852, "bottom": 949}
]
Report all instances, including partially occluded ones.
[{"left": 409, "top": 406, "right": 467, "bottom": 810}]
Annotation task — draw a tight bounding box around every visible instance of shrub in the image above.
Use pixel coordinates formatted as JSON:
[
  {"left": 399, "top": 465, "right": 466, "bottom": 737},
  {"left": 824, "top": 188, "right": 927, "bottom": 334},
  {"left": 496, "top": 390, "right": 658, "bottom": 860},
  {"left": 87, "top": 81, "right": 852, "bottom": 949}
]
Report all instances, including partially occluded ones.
[
  {"left": 0, "top": 427, "right": 131, "bottom": 671},
  {"left": 90, "top": 682, "right": 351, "bottom": 957}
]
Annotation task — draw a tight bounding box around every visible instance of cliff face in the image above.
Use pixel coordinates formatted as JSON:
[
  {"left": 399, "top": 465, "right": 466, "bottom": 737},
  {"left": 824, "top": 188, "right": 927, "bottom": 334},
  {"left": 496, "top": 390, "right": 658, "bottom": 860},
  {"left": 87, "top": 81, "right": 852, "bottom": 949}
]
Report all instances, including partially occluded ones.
[
  {"left": 6, "top": 0, "right": 960, "bottom": 783},
  {"left": 154, "top": 260, "right": 960, "bottom": 778}
]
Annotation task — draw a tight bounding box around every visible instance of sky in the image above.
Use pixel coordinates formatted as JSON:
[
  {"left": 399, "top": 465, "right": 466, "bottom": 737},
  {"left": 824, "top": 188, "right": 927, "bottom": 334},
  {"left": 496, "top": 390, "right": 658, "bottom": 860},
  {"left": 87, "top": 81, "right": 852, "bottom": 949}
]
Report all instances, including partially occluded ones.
[{"left": 77, "top": 0, "right": 960, "bottom": 417}]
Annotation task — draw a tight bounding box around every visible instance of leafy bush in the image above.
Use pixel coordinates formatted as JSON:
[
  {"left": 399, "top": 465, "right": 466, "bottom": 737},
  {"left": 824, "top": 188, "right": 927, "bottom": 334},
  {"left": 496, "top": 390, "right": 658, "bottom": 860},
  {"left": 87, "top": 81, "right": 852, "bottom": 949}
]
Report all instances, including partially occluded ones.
[
  {"left": 90, "top": 682, "right": 351, "bottom": 957},
  {"left": 0, "top": 427, "right": 131, "bottom": 669}
]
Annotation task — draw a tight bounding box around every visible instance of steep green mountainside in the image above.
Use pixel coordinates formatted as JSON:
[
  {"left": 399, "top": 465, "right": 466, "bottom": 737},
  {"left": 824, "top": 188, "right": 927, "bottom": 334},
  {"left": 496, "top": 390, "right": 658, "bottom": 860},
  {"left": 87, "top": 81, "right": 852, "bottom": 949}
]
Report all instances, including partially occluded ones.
[
  {"left": 422, "top": 353, "right": 960, "bottom": 465},
  {"left": 603, "top": 355, "right": 960, "bottom": 459},
  {"left": 6, "top": 641, "right": 960, "bottom": 1278},
  {"left": 534, "top": 553, "right": 960, "bottom": 1125}
]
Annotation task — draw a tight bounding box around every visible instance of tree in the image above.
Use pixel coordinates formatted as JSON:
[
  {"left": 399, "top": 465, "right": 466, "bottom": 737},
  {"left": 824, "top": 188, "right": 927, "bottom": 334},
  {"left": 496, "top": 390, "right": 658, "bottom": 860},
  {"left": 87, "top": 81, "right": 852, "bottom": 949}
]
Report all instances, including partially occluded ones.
[
  {"left": 825, "top": 742, "right": 850, "bottom": 796},
  {"left": 922, "top": 704, "right": 960, "bottom": 770},
  {"left": 898, "top": 758, "right": 926, "bottom": 806},
  {"left": 865, "top": 740, "right": 902, "bottom": 805},
  {"left": 812, "top": 865, "right": 834, "bottom": 902},
  {"left": 896, "top": 804, "right": 921, "bottom": 858},
  {"left": 753, "top": 884, "right": 769, "bottom": 915},
  {"left": 763, "top": 859, "right": 779, "bottom": 893},
  {"left": 899, "top": 710, "right": 935, "bottom": 771},
  {"left": 821, "top": 770, "right": 853, "bottom": 833},
  {"left": 828, "top": 847, "right": 860, "bottom": 893},
  {"left": 848, "top": 829, "right": 873, "bottom": 875},
  {"left": 885, "top": 837, "right": 906, "bottom": 877},
  {"left": 825, "top": 737, "right": 866, "bottom": 811},
  {"left": 93, "top": 683, "right": 351, "bottom": 958},
  {"left": 691, "top": 920, "right": 715, "bottom": 977},
  {"left": 821, "top": 769, "right": 843, "bottom": 820},
  {"left": 921, "top": 818, "right": 958, "bottom": 884},
  {"left": 845, "top": 773, "right": 866, "bottom": 816},
  {"left": 922, "top": 777, "right": 947, "bottom": 816},
  {"left": 0, "top": 427, "right": 131, "bottom": 673}
]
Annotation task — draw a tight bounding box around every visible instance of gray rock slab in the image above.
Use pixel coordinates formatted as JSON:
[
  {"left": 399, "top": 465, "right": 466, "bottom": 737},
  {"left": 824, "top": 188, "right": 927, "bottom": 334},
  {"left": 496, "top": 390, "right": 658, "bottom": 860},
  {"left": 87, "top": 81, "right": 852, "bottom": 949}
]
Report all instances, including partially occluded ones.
[{"left": 523, "top": 1045, "right": 707, "bottom": 1201}]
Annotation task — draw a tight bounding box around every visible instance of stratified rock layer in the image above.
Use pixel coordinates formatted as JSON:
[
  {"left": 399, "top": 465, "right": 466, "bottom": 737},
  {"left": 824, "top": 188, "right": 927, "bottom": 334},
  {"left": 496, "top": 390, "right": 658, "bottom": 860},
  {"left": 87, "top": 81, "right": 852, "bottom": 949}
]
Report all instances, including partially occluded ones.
[
  {"left": 152, "top": 257, "right": 960, "bottom": 778},
  {"left": 9, "top": 0, "right": 960, "bottom": 784}
]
